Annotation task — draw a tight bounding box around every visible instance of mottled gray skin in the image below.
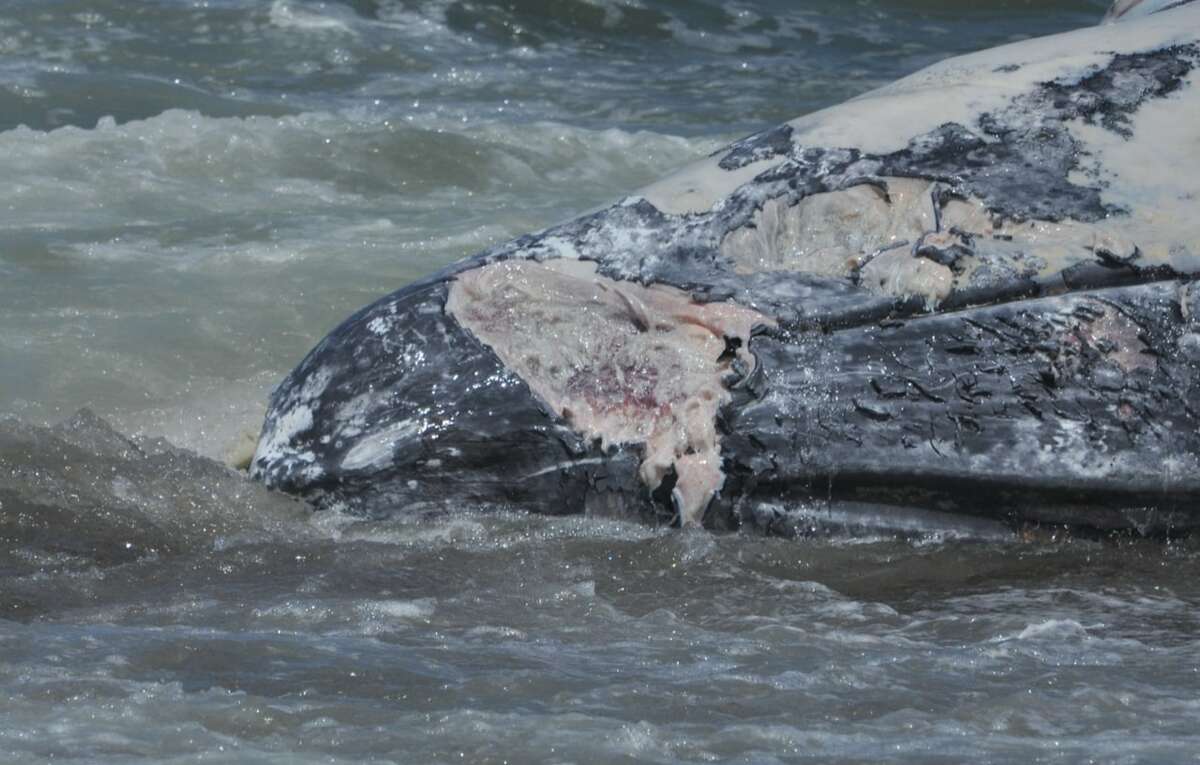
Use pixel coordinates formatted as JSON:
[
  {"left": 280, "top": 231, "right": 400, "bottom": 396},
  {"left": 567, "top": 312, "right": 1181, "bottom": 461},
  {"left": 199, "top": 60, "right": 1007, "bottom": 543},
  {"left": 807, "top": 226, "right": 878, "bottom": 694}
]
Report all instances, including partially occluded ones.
[
  {"left": 252, "top": 27, "right": 1200, "bottom": 537},
  {"left": 253, "top": 277, "right": 646, "bottom": 521}
]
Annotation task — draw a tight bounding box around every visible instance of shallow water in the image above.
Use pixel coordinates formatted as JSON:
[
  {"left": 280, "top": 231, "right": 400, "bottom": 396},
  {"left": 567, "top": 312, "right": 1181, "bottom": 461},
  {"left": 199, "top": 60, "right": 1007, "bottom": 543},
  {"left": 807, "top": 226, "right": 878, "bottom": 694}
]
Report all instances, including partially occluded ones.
[{"left": 4, "top": 0, "right": 1200, "bottom": 762}]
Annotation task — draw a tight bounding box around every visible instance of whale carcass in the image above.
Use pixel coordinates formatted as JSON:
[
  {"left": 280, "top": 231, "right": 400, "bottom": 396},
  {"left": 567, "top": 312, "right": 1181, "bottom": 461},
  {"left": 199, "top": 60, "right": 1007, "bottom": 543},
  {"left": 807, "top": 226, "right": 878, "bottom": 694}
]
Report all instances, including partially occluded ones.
[{"left": 252, "top": 2, "right": 1200, "bottom": 536}]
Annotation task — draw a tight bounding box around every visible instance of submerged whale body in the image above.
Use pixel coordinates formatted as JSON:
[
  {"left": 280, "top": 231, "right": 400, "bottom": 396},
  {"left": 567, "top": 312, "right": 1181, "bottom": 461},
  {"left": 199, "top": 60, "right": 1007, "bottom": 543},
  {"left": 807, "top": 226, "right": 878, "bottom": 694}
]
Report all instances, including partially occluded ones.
[{"left": 252, "top": 2, "right": 1200, "bottom": 537}]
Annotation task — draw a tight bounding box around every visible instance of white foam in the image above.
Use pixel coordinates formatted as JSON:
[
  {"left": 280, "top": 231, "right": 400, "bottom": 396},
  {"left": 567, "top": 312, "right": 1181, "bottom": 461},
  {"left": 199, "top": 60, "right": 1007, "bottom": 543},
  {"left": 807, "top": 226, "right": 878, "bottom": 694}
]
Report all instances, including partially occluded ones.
[{"left": 268, "top": 0, "right": 356, "bottom": 33}]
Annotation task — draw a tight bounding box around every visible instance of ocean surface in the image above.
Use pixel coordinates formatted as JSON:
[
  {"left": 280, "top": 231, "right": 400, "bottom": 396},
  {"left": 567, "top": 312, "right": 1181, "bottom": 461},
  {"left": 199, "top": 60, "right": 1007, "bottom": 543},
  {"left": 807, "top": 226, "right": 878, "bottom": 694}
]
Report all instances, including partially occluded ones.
[{"left": 2, "top": 1, "right": 1200, "bottom": 762}]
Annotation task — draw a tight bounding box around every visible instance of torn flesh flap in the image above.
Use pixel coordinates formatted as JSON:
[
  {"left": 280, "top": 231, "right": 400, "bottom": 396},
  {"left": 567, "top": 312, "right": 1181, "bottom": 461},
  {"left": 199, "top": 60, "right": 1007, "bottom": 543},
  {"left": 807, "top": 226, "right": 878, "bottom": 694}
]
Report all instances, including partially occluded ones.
[{"left": 446, "top": 259, "right": 774, "bottom": 525}]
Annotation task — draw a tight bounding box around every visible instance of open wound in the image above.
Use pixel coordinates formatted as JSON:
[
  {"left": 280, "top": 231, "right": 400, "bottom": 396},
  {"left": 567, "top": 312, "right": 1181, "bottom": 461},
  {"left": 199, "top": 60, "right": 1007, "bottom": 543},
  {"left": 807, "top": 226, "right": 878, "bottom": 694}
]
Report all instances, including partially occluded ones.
[{"left": 446, "top": 259, "right": 773, "bottom": 525}]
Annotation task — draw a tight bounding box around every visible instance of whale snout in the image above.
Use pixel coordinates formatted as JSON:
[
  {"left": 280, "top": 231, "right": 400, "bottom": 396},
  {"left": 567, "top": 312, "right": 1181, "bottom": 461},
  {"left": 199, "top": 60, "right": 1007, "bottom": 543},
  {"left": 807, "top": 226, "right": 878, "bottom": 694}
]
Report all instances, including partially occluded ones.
[
  {"left": 251, "top": 258, "right": 772, "bottom": 525},
  {"left": 250, "top": 274, "right": 639, "bottom": 518}
]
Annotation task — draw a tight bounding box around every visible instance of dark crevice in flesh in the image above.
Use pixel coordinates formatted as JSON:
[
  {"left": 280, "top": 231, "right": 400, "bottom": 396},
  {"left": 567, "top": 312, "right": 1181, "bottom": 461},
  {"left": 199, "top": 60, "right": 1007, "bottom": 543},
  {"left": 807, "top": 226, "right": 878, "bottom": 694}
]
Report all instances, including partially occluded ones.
[
  {"left": 649, "top": 466, "right": 681, "bottom": 526},
  {"left": 716, "top": 124, "right": 795, "bottom": 170}
]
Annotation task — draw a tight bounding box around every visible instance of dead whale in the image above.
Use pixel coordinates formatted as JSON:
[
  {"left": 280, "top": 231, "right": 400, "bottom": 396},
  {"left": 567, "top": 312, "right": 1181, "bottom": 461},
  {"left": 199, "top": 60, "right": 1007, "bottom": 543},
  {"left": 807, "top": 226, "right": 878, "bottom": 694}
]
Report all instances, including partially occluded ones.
[{"left": 251, "top": 2, "right": 1200, "bottom": 537}]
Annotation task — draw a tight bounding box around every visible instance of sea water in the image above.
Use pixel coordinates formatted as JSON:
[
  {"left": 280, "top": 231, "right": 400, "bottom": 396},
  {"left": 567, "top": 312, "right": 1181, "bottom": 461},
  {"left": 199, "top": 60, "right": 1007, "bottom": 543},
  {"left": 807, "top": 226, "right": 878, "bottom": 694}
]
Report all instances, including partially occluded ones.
[{"left": 3, "top": 1, "right": 1199, "bottom": 762}]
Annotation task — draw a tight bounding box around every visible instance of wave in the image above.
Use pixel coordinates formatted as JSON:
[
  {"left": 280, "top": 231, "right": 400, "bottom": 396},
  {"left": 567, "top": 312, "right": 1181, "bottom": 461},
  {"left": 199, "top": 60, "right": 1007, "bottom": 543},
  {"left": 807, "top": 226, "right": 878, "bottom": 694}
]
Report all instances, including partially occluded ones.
[
  {"left": 0, "top": 0, "right": 1112, "bottom": 136},
  {"left": 0, "top": 109, "right": 711, "bottom": 235},
  {"left": 0, "top": 411, "right": 312, "bottom": 577},
  {"left": 0, "top": 109, "right": 712, "bottom": 450}
]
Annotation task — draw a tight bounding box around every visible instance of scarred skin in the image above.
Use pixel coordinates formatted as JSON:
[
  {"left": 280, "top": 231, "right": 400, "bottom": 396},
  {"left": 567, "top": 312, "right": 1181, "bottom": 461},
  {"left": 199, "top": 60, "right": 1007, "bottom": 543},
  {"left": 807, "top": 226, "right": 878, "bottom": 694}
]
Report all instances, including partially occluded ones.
[{"left": 251, "top": 2, "right": 1200, "bottom": 537}]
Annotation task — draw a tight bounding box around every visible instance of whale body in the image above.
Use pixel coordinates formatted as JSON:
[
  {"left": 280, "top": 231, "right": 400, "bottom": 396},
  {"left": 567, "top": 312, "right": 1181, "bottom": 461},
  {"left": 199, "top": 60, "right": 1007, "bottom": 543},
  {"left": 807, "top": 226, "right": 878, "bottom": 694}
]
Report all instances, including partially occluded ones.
[{"left": 252, "top": 2, "right": 1200, "bottom": 537}]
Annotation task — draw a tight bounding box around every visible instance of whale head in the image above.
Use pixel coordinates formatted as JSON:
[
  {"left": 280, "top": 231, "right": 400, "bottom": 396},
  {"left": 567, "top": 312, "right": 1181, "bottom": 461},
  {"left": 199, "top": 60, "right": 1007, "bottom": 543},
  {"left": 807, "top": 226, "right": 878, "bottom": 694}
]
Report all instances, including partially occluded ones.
[{"left": 250, "top": 257, "right": 771, "bottom": 526}]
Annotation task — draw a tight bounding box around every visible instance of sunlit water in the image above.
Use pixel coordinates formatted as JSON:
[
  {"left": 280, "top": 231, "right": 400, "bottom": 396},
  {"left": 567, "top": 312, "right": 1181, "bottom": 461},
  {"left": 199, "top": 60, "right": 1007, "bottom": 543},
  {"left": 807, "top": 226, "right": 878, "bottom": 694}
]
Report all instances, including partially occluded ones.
[{"left": 3, "top": 1, "right": 1200, "bottom": 762}]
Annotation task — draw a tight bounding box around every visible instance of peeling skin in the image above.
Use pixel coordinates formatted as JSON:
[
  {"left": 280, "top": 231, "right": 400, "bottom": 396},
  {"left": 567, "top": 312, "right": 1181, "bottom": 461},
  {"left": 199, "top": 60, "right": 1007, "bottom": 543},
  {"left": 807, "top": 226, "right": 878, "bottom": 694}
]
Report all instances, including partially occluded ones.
[
  {"left": 446, "top": 259, "right": 772, "bottom": 526},
  {"left": 720, "top": 178, "right": 949, "bottom": 305},
  {"left": 721, "top": 181, "right": 930, "bottom": 278},
  {"left": 720, "top": 145, "right": 1199, "bottom": 310},
  {"left": 859, "top": 249, "right": 953, "bottom": 308}
]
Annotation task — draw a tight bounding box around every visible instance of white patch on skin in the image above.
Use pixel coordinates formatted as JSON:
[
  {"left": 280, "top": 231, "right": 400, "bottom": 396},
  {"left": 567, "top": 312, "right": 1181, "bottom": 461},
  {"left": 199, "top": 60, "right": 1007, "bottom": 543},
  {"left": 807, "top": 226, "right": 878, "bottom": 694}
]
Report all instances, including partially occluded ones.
[
  {"left": 522, "top": 457, "right": 607, "bottom": 480},
  {"left": 367, "top": 316, "right": 392, "bottom": 335},
  {"left": 299, "top": 462, "right": 326, "bottom": 483},
  {"left": 270, "top": 404, "right": 312, "bottom": 446},
  {"left": 536, "top": 235, "right": 583, "bottom": 261},
  {"left": 400, "top": 342, "right": 426, "bottom": 369},
  {"left": 334, "top": 392, "right": 375, "bottom": 439},
  {"left": 252, "top": 365, "right": 333, "bottom": 470},
  {"left": 339, "top": 419, "right": 423, "bottom": 472},
  {"left": 447, "top": 259, "right": 774, "bottom": 526}
]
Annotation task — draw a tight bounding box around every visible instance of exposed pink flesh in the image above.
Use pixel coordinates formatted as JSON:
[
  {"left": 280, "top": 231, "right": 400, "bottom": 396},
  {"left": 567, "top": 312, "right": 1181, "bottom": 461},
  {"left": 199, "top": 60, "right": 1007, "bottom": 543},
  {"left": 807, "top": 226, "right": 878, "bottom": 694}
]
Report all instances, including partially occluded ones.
[{"left": 446, "top": 259, "right": 773, "bottom": 525}]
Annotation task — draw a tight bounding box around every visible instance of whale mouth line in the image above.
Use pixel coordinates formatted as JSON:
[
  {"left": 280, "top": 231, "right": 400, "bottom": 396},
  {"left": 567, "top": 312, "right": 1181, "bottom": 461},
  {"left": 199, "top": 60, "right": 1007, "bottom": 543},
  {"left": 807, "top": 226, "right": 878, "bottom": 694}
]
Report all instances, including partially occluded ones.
[{"left": 445, "top": 258, "right": 774, "bottom": 525}]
